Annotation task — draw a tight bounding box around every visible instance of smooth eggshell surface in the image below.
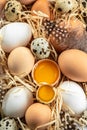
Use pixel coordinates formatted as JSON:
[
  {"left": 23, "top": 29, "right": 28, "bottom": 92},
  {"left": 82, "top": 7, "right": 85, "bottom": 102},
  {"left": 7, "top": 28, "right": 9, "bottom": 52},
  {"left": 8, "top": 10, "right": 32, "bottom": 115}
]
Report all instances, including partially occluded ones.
[
  {"left": 2, "top": 86, "right": 33, "bottom": 118},
  {"left": 58, "top": 49, "right": 87, "bottom": 82},
  {"left": 25, "top": 103, "right": 51, "bottom": 129},
  {"left": 0, "top": 0, "right": 6, "bottom": 12},
  {"left": 7, "top": 47, "right": 35, "bottom": 77},
  {"left": 60, "top": 81, "right": 87, "bottom": 114},
  {"left": 19, "top": 0, "right": 36, "bottom": 5},
  {"left": 0, "top": 22, "right": 32, "bottom": 52}
]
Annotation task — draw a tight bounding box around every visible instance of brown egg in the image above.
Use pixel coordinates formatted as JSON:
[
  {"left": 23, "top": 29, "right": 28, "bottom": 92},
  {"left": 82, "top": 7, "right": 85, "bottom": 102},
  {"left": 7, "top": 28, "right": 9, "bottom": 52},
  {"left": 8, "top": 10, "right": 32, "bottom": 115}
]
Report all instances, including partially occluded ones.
[
  {"left": 31, "top": 0, "right": 50, "bottom": 18},
  {"left": 43, "top": 18, "right": 87, "bottom": 53},
  {"left": 8, "top": 47, "right": 35, "bottom": 77},
  {"left": 25, "top": 103, "right": 51, "bottom": 130},
  {"left": 0, "top": 0, "right": 6, "bottom": 12},
  {"left": 58, "top": 49, "right": 87, "bottom": 82},
  {"left": 19, "top": 0, "right": 36, "bottom": 5}
]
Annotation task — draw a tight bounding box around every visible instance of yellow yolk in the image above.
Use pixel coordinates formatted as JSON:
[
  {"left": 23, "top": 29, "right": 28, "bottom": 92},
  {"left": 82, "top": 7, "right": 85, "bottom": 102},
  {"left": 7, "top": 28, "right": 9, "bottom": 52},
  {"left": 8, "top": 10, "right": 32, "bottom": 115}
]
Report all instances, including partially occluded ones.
[
  {"left": 34, "top": 60, "right": 59, "bottom": 85},
  {"left": 37, "top": 85, "right": 55, "bottom": 102}
]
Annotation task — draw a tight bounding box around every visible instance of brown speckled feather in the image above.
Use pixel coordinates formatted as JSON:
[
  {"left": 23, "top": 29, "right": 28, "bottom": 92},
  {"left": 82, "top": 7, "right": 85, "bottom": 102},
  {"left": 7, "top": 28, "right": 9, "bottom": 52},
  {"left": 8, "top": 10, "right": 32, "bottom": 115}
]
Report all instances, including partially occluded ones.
[{"left": 43, "top": 18, "right": 87, "bottom": 53}]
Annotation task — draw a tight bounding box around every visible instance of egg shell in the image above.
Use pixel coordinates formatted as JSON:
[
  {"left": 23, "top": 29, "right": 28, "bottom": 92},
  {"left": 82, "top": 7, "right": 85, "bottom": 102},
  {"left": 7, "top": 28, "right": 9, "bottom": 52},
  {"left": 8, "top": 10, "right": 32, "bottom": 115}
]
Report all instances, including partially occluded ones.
[
  {"left": 0, "top": 0, "right": 6, "bottom": 12},
  {"left": 25, "top": 103, "right": 51, "bottom": 130},
  {"left": 80, "top": 0, "right": 87, "bottom": 17},
  {"left": 55, "top": 0, "right": 78, "bottom": 13},
  {"left": 0, "top": 22, "right": 32, "bottom": 52},
  {"left": 2, "top": 86, "right": 33, "bottom": 118},
  {"left": 31, "top": 0, "right": 50, "bottom": 18},
  {"left": 30, "top": 38, "right": 50, "bottom": 59},
  {"left": 0, "top": 117, "right": 18, "bottom": 130},
  {"left": 83, "top": 127, "right": 87, "bottom": 130},
  {"left": 58, "top": 49, "right": 87, "bottom": 82},
  {"left": 7, "top": 47, "right": 35, "bottom": 77},
  {"left": 19, "top": 0, "right": 36, "bottom": 5},
  {"left": 4, "top": 0, "right": 22, "bottom": 21},
  {"left": 36, "top": 84, "right": 56, "bottom": 104},
  {"left": 32, "top": 59, "right": 61, "bottom": 86},
  {"left": 59, "top": 81, "right": 87, "bottom": 114}
]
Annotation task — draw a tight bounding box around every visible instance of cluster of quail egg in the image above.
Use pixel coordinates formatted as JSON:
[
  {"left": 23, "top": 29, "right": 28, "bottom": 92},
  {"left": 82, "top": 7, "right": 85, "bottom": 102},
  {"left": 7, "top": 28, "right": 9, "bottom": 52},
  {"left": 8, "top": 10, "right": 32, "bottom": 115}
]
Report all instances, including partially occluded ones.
[{"left": 60, "top": 110, "right": 80, "bottom": 130}]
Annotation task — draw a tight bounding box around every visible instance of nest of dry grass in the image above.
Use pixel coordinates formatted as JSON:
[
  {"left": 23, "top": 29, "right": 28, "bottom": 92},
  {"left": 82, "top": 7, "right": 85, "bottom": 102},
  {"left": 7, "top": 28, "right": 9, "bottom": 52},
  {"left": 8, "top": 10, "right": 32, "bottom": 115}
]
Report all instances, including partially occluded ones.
[{"left": 0, "top": 0, "right": 87, "bottom": 130}]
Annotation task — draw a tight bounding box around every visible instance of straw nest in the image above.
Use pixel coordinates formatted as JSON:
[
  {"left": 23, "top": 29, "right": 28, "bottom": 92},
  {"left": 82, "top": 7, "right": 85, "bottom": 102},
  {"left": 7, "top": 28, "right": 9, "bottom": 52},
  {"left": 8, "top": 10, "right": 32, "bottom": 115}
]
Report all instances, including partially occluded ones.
[{"left": 0, "top": 0, "right": 87, "bottom": 130}]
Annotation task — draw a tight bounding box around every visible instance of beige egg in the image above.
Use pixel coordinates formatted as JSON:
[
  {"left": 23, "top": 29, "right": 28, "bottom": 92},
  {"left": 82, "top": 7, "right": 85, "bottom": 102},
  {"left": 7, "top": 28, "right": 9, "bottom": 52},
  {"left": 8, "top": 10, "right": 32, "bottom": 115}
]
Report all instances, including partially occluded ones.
[
  {"left": 58, "top": 49, "right": 87, "bottom": 82},
  {"left": 25, "top": 103, "right": 51, "bottom": 130},
  {"left": 0, "top": 0, "right": 6, "bottom": 12},
  {"left": 8, "top": 47, "right": 35, "bottom": 77},
  {"left": 19, "top": 0, "right": 36, "bottom": 5}
]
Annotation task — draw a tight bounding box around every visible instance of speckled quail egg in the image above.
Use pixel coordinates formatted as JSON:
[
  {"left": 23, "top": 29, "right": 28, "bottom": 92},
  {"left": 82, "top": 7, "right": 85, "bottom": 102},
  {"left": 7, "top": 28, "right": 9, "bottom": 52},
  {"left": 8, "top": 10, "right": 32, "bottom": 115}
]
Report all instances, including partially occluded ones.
[
  {"left": 30, "top": 38, "right": 50, "bottom": 59},
  {"left": 80, "top": 0, "right": 87, "bottom": 17},
  {"left": 55, "top": 0, "right": 78, "bottom": 13},
  {"left": 0, "top": 117, "right": 18, "bottom": 130},
  {"left": 4, "top": 0, "right": 22, "bottom": 21}
]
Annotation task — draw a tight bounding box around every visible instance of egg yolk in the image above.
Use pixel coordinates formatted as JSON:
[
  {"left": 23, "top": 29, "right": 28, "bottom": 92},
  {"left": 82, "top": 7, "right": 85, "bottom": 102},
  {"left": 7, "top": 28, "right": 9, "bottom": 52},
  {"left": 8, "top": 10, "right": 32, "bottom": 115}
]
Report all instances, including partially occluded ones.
[
  {"left": 34, "top": 60, "right": 59, "bottom": 85},
  {"left": 37, "top": 85, "right": 55, "bottom": 102}
]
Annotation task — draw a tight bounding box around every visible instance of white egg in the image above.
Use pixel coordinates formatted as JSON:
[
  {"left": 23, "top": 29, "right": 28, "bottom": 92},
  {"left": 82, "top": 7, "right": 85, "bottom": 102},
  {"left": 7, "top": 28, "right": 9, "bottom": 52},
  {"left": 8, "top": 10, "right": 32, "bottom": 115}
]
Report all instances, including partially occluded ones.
[
  {"left": 2, "top": 86, "right": 33, "bottom": 118},
  {"left": 79, "top": 126, "right": 87, "bottom": 130},
  {"left": 83, "top": 127, "right": 87, "bottom": 130},
  {"left": 0, "top": 117, "right": 18, "bottom": 130},
  {"left": 0, "top": 22, "right": 32, "bottom": 52},
  {"left": 59, "top": 81, "right": 87, "bottom": 114}
]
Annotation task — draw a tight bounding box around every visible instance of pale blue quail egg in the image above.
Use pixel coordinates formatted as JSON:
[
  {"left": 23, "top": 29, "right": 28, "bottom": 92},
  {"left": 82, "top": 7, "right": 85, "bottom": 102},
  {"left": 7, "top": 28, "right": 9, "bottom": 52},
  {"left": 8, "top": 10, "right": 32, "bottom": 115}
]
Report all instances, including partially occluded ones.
[
  {"left": 30, "top": 38, "right": 50, "bottom": 59},
  {"left": 0, "top": 117, "right": 18, "bottom": 130}
]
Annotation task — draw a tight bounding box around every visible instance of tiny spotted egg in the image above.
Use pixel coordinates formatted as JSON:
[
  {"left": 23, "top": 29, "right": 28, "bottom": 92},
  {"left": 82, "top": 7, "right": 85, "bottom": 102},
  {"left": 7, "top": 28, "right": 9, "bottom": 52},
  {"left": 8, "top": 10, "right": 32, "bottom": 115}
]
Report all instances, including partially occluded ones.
[
  {"left": 80, "top": 0, "right": 87, "bottom": 17},
  {"left": 30, "top": 38, "right": 50, "bottom": 59},
  {"left": 4, "top": 0, "right": 22, "bottom": 21},
  {"left": 55, "top": 0, "right": 78, "bottom": 13},
  {"left": 0, "top": 117, "right": 18, "bottom": 130}
]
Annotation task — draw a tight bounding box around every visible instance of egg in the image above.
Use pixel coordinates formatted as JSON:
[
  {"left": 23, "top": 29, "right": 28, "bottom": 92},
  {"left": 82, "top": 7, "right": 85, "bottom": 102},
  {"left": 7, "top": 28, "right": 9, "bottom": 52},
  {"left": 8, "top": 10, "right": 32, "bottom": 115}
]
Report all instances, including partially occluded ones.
[
  {"left": 31, "top": 0, "right": 50, "bottom": 18},
  {"left": 80, "top": 0, "right": 87, "bottom": 17},
  {"left": 0, "top": 22, "right": 32, "bottom": 52},
  {"left": 83, "top": 127, "right": 87, "bottom": 130},
  {"left": 19, "top": 0, "right": 36, "bottom": 5},
  {"left": 30, "top": 38, "right": 50, "bottom": 59},
  {"left": 36, "top": 84, "right": 56, "bottom": 104},
  {"left": 59, "top": 81, "right": 87, "bottom": 114},
  {"left": 55, "top": 0, "right": 78, "bottom": 13},
  {"left": 2, "top": 86, "right": 33, "bottom": 118},
  {"left": 0, "top": 0, "right": 6, "bottom": 12},
  {"left": 4, "top": 0, "right": 22, "bottom": 21},
  {"left": 0, "top": 117, "right": 18, "bottom": 130},
  {"left": 32, "top": 59, "right": 60, "bottom": 86},
  {"left": 58, "top": 49, "right": 87, "bottom": 82},
  {"left": 7, "top": 47, "right": 35, "bottom": 77},
  {"left": 25, "top": 103, "right": 51, "bottom": 130}
]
